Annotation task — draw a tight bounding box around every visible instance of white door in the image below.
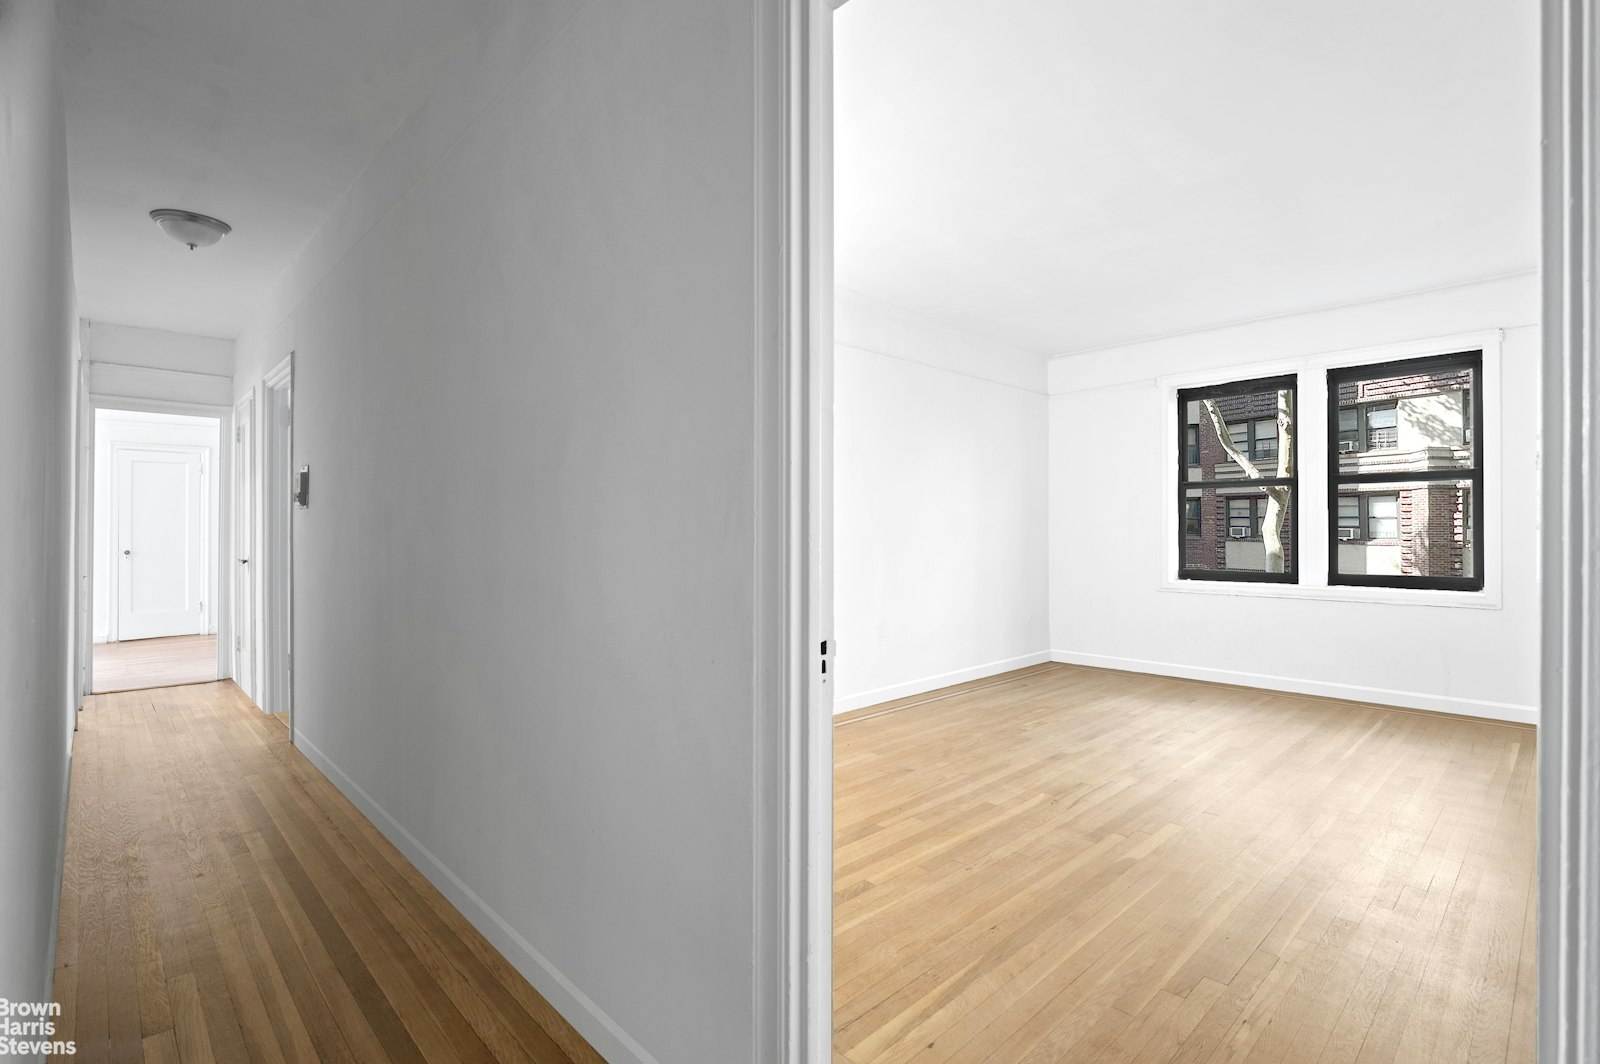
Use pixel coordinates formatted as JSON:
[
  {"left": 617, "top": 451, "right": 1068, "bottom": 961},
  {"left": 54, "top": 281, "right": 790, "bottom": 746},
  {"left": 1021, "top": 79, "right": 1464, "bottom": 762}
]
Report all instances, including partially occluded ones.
[
  {"left": 115, "top": 446, "right": 207, "bottom": 641},
  {"left": 233, "top": 399, "right": 255, "bottom": 696}
]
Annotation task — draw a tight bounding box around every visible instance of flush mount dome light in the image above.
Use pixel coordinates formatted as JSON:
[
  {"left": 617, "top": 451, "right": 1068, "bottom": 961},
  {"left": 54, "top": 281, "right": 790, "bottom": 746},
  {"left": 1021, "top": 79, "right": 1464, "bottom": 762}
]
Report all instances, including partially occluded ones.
[{"left": 149, "top": 208, "right": 232, "bottom": 251}]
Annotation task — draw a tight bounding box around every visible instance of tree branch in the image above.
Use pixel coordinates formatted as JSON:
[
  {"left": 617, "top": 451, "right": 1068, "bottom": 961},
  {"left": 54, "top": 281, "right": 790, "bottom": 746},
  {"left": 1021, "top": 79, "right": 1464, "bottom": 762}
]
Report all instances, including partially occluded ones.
[{"left": 1201, "top": 399, "right": 1264, "bottom": 479}]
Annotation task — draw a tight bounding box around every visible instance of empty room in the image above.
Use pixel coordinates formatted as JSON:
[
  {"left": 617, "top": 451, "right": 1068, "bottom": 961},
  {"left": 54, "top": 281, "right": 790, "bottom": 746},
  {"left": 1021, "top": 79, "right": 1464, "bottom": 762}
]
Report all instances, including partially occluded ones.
[{"left": 830, "top": 1, "right": 1539, "bottom": 1061}]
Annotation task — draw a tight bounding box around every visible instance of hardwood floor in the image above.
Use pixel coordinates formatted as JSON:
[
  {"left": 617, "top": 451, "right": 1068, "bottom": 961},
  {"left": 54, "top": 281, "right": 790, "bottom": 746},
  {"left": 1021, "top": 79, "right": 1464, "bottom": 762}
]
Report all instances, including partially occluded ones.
[
  {"left": 54, "top": 681, "right": 602, "bottom": 1064},
  {"left": 833, "top": 664, "right": 1536, "bottom": 1064},
  {"left": 93, "top": 634, "right": 218, "bottom": 693}
]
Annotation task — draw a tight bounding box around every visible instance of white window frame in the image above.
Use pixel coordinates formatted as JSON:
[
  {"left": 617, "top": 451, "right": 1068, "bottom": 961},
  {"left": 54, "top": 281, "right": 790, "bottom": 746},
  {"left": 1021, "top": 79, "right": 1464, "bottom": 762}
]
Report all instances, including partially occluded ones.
[{"left": 1158, "top": 329, "right": 1503, "bottom": 609}]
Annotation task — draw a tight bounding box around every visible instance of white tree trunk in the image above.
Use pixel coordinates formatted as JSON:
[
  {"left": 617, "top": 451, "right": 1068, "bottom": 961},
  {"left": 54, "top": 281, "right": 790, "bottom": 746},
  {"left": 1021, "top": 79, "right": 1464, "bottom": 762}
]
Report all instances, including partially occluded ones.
[{"left": 1202, "top": 390, "right": 1295, "bottom": 572}]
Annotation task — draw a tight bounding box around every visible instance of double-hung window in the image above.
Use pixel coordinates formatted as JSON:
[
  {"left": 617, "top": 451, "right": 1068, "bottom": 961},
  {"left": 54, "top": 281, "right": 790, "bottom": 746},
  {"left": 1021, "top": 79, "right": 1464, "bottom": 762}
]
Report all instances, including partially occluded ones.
[
  {"left": 1177, "top": 374, "right": 1298, "bottom": 582},
  {"left": 1326, "top": 351, "right": 1483, "bottom": 590}
]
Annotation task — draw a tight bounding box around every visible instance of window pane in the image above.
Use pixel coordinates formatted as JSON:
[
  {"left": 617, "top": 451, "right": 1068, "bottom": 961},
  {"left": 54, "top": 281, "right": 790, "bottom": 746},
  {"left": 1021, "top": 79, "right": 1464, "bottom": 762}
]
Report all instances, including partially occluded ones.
[
  {"left": 1182, "top": 488, "right": 1295, "bottom": 574},
  {"left": 1366, "top": 405, "right": 1398, "bottom": 428},
  {"left": 1331, "top": 480, "right": 1475, "bottom": 581},
  {"left": 1336, "top": 497, "right": 1360, "bottom": 537},
  {"left": 1333, "top": 363, "right": 1476, "bottom": 472},
  {"left": 1253, "top": 418, "right": 1278, "bottom": 460},
  {"left": 1186, "top": 385, "right": 1295, "bottom": 483}
]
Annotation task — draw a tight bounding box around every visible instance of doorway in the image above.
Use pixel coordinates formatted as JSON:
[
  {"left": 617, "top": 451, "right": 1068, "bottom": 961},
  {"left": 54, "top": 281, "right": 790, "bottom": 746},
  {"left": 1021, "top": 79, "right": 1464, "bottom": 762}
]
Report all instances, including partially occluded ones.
[
  {"left": 91, "top": 408, "right": 223, "bottom": 693},
  {"left": 804, "top": 1, "right": 1568, "bottom": 1062},
  {"left": 259, "top": 356, "right": 293, "bottom": 727}
]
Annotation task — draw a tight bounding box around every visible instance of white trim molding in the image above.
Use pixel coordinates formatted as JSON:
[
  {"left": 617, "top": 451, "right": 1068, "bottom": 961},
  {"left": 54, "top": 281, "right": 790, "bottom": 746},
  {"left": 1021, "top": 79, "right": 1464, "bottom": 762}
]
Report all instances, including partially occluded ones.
[
  {"left": 1050, "top": 650, "right": 1538, "bottom": 727},
  {"left": 766, "top": 2, "right": 835, "bottom": 1061},
  {"left": 1538, "top": 0, "right": 1600, "bottom": 1057},
  {"left": 88, "top": 360, "right": 234, "bottom": 408},
  {"left": 833, "top": 651, "right": 1053, "bottom": 715}
]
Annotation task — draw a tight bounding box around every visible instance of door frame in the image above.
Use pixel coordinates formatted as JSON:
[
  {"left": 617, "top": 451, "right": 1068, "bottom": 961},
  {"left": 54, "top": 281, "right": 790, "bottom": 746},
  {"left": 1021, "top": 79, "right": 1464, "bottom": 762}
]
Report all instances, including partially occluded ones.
[
  {"left": 261, "top": 355, "right": 294, "bottom": 738},
  {"left": 80, "top": 394, "right": 234, "bottom": 698},
  {"left": 1537, "top": 0, "right": 1600, "bottom": 1056},
  {"left": 776, "top": 0, "right": 1600, "bottom": 1060},
  {"left": 106, "top": 440, "right": 210, "bottom": 643},
  {"left": 233, "top": 389, "right": 257, "bottom": 700},
  {"left": 768, "top": 1, "right": 834, "bottom": 1060}
]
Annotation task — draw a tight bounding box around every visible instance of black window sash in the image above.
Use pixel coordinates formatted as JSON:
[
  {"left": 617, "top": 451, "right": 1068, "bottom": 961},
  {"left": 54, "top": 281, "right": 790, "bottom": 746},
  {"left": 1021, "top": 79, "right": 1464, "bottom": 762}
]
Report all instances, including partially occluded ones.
[
  {"left": 1325, "top": 350, "right": 1484, "bottom": 591},
  {"left": 1177, "top": 374, "right": 1299, "bottom": 583}
]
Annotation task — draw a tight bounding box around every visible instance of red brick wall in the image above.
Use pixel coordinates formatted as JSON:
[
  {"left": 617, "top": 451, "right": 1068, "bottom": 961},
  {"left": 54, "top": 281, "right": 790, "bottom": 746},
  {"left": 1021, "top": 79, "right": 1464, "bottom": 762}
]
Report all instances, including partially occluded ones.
[{"left": 1399, "top": 484, "right": 1467, "bottom": 577}]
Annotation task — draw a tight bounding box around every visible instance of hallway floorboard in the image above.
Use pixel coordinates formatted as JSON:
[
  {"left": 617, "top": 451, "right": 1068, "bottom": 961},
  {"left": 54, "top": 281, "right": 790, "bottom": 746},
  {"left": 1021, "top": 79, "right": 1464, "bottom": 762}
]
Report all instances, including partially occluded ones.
[{"left": 53, "top": 681, "right": 602, "bottom": 1064}]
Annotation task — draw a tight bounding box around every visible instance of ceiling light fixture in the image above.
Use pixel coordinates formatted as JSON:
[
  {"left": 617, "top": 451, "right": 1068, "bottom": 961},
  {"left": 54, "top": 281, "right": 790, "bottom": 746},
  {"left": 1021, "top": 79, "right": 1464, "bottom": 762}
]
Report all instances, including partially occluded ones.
[{"left": 149, "top": 208, "right": 232, "bottom": 251}]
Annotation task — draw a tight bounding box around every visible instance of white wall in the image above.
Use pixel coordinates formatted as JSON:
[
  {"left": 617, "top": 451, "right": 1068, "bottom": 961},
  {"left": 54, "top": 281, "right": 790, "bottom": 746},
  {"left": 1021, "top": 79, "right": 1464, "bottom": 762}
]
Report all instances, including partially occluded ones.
[
  {"left": 0, "top": 0, "right": 78, "bottom": 1006},
  {"left": 230, "top": 3, "right": 783, "bottom": 1061},
  {"left": 85, "top": 321, "right": 232, "bottom": 375},
  {"left": 92, "top": 410, "right": 222, "bottom": 643},
  {"left": 1047, "top": 274, "right": 1541, "bottom": 722},
  {"left": 834, "top": 290, "right": 1049, "bottom": 712},
  {"left": 84, "top": 322, "right": 233, "bottom": 407}
]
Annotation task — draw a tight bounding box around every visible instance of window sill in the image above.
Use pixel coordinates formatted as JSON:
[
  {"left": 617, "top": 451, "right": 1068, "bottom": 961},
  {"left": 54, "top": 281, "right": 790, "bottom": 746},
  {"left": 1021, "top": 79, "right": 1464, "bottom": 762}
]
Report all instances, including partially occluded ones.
[{"left": 1160, "top": 578, "right": 1501, "bottom": 610}]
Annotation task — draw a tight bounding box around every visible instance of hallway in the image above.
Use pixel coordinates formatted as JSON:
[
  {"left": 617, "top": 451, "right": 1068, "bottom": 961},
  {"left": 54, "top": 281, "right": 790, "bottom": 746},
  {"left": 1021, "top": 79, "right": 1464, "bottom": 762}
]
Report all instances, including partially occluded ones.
[{"left": 53, "top": 682, "right": 602, "bottom": 1064}]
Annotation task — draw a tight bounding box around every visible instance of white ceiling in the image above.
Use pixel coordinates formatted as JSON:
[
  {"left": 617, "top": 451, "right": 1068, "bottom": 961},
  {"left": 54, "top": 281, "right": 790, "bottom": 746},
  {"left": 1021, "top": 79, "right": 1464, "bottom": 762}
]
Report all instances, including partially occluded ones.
[
  {"left": 61, "top": 0, "right": 494, "bottom": 340},
  {"left": 835, "top": 0, "right": 1541, "bottom": 356}
]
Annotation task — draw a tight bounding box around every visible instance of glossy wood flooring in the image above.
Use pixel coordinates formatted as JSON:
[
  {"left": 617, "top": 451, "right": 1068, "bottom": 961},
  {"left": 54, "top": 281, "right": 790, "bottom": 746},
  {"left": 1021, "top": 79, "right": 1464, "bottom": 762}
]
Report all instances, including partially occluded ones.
[
  {"left": 54, "top": 681, "right": 602, "bottom": 1064},
  {"left": 833, "top": 664, "right": 1536, "bottom": 1064},
  {"left": 93, "top": 634, "right": 218, "bottom": 693}
]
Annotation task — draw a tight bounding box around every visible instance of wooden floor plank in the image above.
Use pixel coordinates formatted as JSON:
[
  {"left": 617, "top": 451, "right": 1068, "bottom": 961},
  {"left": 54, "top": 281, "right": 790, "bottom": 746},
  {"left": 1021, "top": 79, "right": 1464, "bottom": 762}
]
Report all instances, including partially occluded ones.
[
  {"left": 53, "top": 681, "right": 597, "bottom": 1064},
  {"left": 834, "top": 664, "right": 1536, "bottom": 1064},
  {"left": 93, "top": 635, "right": 219, "bottom": 694}
]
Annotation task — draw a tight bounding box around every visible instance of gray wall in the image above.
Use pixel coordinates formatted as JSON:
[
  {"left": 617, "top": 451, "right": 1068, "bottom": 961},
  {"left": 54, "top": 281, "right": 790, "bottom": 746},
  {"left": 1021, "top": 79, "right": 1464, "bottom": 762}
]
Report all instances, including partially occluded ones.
[
  {"left": 0, "top": 0, "right": 79, "bottom": 1006},
  {"left": 232, "top": 2, "right": 781, "bottom": 1061}
]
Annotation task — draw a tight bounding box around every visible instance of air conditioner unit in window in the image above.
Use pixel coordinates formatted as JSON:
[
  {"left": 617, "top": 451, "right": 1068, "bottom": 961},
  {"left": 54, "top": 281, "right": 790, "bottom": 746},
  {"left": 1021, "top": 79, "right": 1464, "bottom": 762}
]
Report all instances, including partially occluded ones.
[
  {"left": 1337, "top": 528, "right": 1360, "bottom": 541},
  {"left": 1339, "top": 440, "right": 1360, "bottom": 453},
  {"left": 1229, "top": 527, "right": 1250, "bottom": 539}
]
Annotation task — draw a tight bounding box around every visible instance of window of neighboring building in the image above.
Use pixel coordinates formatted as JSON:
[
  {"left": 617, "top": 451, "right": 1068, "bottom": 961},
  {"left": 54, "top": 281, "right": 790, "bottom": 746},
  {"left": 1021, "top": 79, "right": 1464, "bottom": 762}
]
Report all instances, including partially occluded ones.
[
  {"left": 1336, "top": 401, "right": 1398, "bottom": 453},
  {"left": 1224, "top": 496, "right": 1278, "bottom": 538},
  {"left": 1327, "top": 350, "right": 1483, "bottom": 591},
  {"left": 1335, "top": 492, "right": 1399, "bottom": 540},
  {"left": 1365, "top": 403, "right": 1398, "bottom": 450},
  {"left": 1225, "top": 417, "right": 1279, "bottom": 461},
  {"left": 1177, "top": 374, "right": 1298, "bottom": 583},
  {"left": 1227, "top": 497, "right": 1254, "bottom": 538},
  {"left": 1367, "top": 493, "right": 1399, "bottom": 539}
]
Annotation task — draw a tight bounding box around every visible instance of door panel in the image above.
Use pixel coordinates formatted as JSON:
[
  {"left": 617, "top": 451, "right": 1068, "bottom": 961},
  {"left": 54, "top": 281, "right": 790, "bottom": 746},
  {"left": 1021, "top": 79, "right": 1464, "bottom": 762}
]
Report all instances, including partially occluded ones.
[
  {"left": 234, "top": 401, "right": 255, "bottom": 697},
  {"left": 116, "top": 447, "right": 205, "bottom": 641}
]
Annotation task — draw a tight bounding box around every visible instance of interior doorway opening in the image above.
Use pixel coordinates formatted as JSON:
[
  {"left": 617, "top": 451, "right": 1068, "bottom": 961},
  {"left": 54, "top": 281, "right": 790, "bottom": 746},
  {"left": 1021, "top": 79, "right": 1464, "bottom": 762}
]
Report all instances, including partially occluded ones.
[
  {"left": 257, "top": 355, "right": 294, "bottom": 729},
  {"left": 90, "top": 407, "right": 223, "bottom": 693},
  {"left": 821, "top": 1, "right": 1540, "bottom": 1061}
]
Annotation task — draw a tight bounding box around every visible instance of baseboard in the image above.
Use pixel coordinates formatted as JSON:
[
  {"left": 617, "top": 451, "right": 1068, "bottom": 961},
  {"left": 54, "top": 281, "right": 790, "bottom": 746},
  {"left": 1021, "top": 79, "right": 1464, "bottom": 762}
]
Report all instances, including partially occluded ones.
[
  {"left": 292, "top": 732, "right": 659, "bottom": 1064},
  {"left": 1049, "top": 650, "right": 1538, "bottom": 726},
  {"left": 44, "top": 740, "right": 73, "bottom": 1004},
  {"left": 833, "top": 650, "right": 1054, "bottom": 715}
]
